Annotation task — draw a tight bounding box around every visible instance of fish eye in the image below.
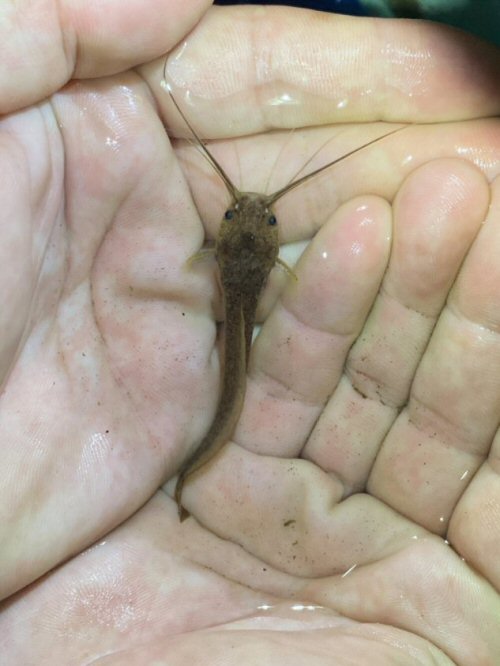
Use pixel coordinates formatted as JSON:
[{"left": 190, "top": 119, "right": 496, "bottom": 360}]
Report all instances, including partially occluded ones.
[
  {"left": 224, "top": 209, "right": 234, "bottom": 220},
  {"left": 268, "top": 215, "right": 277, "bottom": 226}
]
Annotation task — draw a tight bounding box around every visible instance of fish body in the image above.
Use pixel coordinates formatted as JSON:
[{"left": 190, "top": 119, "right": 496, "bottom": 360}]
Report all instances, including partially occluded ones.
[{"left": 174, "top": 192, "right": 279, "bottom": 520}]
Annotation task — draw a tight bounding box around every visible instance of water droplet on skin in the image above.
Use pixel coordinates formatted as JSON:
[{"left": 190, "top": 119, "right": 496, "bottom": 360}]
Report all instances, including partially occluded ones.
[
  {"left": 163, "top": 41, "right": 193, "bottom": 94},
  {"left": 341, "top": 563, "right": 357, "bottom": 578},
  {"left": 290, "top": 604, "right": 325, "bottom": 612},
  {"left": 350, "top": 240, "right": 363, "bottom": 256},
  {"left": 256, "top": 602, "right": 326, "bottom": 614},
  {"left": 268, "top": 92, "right": 299, "bottom": 107},
  {"left": 456, "top": 145, "right": 498, "bottom": 170},
  {"left": 105, "top": 136, "right": 119, "bottom": 149}
]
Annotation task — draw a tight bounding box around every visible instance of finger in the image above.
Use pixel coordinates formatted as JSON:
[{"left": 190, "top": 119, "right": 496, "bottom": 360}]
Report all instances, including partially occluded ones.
[
  {"left": 304, "top": 159, "right": 489, "bottom": 497},
  {"left": 169, "top": 443, "right": 428, "bottom": 577},
  {"left": 168, "top": 120, "right": 500, "bottom": 243},
  {"left": 147, "top": 5, "right": 500, "bottom": 137},
  {"left": 0, "top": 131, "right": 36, "bottom": 382},
  {"left": 0, "top": 0, "right": 211, "bottom": 113},
  {"left": 300, "top": 537, "right": 500, "bottom": 666},
  {"left": 446, "top": 176, "right": 500, "bottom": 592},
  {"left": 236, "top": 195, "right": 392, "bottom": 457},
  {"left": 368, "top": 166, "right": 497, "bottom": 535}
]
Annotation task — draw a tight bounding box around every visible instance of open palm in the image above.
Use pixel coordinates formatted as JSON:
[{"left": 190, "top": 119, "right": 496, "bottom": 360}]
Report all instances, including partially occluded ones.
[{"left": 1, "top": 3, "right": 499, "bottom": 665}]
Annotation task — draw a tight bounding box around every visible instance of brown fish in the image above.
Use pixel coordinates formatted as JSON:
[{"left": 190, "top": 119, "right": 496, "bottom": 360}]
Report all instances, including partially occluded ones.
[{"left": 166, "top": 86, "right": 405, "bottom": 521}]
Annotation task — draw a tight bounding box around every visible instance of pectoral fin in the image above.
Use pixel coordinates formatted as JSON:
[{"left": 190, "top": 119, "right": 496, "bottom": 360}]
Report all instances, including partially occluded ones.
[
  {"left": 186, "top": 247, "right": 216, "bottom": 268},
  {"left": 276, "top": 257, "right": 298, "bottom": 281}
]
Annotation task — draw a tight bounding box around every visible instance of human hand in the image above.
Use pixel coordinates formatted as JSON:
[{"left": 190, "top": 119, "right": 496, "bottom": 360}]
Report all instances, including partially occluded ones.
[{"left": 1, "top": 4, "right": 499, "bottom": 665}]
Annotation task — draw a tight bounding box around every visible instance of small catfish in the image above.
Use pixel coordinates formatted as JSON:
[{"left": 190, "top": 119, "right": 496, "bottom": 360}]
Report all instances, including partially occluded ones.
[{"left": 164, "top": 83, "right": 405, "bottom": 521}]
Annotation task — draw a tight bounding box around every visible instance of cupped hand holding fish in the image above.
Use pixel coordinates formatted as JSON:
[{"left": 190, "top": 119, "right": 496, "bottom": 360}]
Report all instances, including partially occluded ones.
[{"left": 1, "top": 2, "right": 500, "bottom": 665}]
